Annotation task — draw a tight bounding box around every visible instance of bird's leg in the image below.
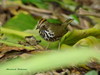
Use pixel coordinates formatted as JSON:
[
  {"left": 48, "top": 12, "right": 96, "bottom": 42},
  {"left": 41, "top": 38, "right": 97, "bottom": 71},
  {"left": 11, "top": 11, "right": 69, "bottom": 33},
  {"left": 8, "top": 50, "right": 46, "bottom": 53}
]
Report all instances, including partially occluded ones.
[
  {"left": 58, "top": 40, "right": 61, "bottom": 50},
  {"left": 45, "top": 42, "right": 50, "bottom": 50}
]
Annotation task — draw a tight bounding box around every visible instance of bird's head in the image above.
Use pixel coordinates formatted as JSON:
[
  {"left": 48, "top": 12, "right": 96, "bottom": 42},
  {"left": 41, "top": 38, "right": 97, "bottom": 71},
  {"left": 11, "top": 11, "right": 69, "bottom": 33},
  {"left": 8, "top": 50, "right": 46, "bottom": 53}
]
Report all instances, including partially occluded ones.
[{"left": 36, "top": 19, "right": 47, "bottom": 29}]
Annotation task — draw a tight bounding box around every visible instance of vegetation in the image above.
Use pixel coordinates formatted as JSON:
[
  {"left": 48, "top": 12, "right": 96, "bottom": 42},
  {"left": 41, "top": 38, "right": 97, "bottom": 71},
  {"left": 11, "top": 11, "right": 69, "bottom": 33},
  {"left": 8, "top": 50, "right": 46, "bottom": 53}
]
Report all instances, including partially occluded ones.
[{"left": 0, "top": 0, "right": 100, "bottom": 75}]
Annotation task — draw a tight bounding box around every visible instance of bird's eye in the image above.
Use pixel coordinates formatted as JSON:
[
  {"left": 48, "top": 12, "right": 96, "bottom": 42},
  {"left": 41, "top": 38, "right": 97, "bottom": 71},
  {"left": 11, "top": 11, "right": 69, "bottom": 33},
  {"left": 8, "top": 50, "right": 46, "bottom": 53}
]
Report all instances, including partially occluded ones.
[{"left": 41, "top": 24, "right": 46, "bottom": 28}]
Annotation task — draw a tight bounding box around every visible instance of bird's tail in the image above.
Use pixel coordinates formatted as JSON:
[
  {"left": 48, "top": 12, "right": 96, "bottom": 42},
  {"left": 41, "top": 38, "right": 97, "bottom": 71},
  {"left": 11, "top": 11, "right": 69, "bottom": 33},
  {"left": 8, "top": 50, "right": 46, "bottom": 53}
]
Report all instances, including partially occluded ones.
[{"left": 62, "top": 19, "right": 73, "bottom": 26}]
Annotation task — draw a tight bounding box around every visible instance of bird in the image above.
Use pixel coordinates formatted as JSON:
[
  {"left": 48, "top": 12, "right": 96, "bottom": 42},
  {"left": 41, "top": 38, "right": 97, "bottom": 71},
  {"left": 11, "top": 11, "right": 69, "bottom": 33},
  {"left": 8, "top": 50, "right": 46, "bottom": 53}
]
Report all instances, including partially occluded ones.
[{"left": 36, "top": 18, "right": 73, "bottom": 42}]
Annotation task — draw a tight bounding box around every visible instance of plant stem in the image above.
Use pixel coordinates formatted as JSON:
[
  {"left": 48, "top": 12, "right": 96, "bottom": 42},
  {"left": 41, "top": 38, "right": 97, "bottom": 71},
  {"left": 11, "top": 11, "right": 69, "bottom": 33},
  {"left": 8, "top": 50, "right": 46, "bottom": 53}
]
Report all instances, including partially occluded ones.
[
  {"left": 0, "top": 40, "right": 35, "bottom": 50},
  {"left": 0, "top": 27, "right": 33, "bottom": 38}
]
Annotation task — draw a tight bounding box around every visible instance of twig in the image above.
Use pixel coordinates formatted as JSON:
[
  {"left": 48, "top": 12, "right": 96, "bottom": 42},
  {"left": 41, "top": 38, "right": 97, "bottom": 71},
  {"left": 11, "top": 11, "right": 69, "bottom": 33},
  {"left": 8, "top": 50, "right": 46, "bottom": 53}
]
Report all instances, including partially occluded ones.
[
  {"left": 0, "top": 28, "right": 33, "bottom": 38},
  {"left": 78, "top": 8, "right": 100, "bottom": 18},
  {"left": 20, "top": 5, "right": 52, "bottom": 14},
  {"left": 1, "top": 0, "right": 7, "bottom": 9},
  {"left": 0, "top": 2, "right": 52, "bottom": 14},
  {"left": 29, "top": 11, "right": 51, "bottom": 18},
  {"left": 0, "top": 40, "right": 35, "bottom": 50}
]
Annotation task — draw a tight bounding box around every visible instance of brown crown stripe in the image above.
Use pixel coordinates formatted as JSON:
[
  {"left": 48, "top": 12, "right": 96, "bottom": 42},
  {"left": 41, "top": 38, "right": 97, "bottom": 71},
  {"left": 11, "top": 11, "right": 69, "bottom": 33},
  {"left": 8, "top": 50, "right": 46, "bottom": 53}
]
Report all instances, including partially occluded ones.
[{"left": 39, "top": 19, "right": 46, "bottom": 25}]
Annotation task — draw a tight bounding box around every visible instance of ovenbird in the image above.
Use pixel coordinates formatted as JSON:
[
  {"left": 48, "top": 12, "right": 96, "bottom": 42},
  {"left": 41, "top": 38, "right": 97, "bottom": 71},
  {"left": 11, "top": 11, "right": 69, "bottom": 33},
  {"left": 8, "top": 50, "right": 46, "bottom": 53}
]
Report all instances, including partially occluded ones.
[{"left": 36, "top": 18, "right": 73, "bottom": 42}]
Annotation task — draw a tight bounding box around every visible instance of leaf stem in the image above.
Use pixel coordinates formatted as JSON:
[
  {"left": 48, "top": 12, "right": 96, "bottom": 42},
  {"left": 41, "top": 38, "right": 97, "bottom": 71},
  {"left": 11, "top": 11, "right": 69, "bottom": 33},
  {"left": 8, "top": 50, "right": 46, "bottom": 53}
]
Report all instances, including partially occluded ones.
[{"left": 0, "top": 27, "right": 33, "bottom": 38}]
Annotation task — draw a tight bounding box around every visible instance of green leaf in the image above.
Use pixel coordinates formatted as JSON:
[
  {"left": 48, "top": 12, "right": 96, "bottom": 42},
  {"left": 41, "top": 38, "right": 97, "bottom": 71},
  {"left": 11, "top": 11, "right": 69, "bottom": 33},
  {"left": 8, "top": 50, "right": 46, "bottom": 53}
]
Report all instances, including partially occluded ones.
[
  {"left": 61, "top": 0, "right": 78, "bottom": 11},
  {"left": 0, "top": 27, "right": 33, "bottom": 43},
  {"left": 61, "top": 44, "right": 72, "bottom": 49},
  {"left": 73, "top": 36, "right": 100, "bottom": 49},
  {"left": 63, "top": 0, "right": 77, "bottom": 5},
  {"left": 0, "top": 48, "right": 100, "bottom": 75},
  {"left": 85, "top": 70, "right": 98, "bottom": 75},
  {"left": 21, "top": 0, "right": 62, "bottom": 9},
  {"left": 0, "top": 40, "right": 35, "bottom": 50},
  {"left": 70, "top": 14, "right": 79, "bottom": 24},
  {"left": 2, "top": 13, "right": 37, "bottom": 44},
  {"left": 47, "top": 19, "right": 62, "bottom": 24},
  {"left": 3, "top": 13, "right": 37, "bottom": 31},
  {"left": 61, "top": 24, "right": 100, "bottom": 45},
  {"left": 22, "top": 0, "right": 48, "bottom": 9},
  {"left": 91, "top": 17, "right": 100, "bottom": 24}
]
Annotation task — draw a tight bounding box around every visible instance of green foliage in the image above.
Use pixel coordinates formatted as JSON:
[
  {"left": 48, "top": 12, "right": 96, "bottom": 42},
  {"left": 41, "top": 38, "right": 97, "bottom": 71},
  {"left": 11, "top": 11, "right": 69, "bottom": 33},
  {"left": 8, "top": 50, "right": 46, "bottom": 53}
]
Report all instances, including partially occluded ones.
[
  {"left": 0, "top": 40, "right": 35, "bottom": 50},
  {"left": 63, "top": 0, "right": 77, "bottom": 5},
  {"left": 85, "top": 70, "right": 98, "bottom": 75},
  {"left": 73, "top": 36, "right": 100, "bottom": 49},
  {"left": 47, "top": 19, "right": 62, "bottom": 24},
  {"left": 0, "top": 0, "right": 100, "bottom": 74},
  {"left": 0, "top": 48, "right": 100, "bottom": 75},
  {"left": 22, "top": 0, "right": 48, "bottom": 9},
  {"left": 61, "top": 44, "right": 72, "bottom": 49},
  {"left": 21, "top": 0, "right": 63, "bottom": 9},
  {"left": 70, "top": 14, "right": 79, "bottom": 24},
  {"left": 61, "top": 25, "right": 100, "bottom": 45},
  {"left": 0, "top": 27, "right": 33, "bottom": 43},
  {"left": 61, "top": 0, "right": 78, "bottom": 11},
  {"left": 0, "top": 28, "right": 32, "bottom": 38},
  {"left": 1, "top": 13, "right": 38, "bottom": 45},
  {"left": 3, "top": 13, "right": 37, "bottom": 31}
]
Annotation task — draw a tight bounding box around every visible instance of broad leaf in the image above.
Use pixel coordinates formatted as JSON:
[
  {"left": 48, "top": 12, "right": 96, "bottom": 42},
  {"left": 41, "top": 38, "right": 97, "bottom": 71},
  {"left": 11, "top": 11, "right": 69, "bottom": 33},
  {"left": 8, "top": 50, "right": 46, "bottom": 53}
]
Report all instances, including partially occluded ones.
[
  {"left": 3, "top": 13, "right": 37, "bottom": 31},
  {"left": 85, "top": 70, "right": 98, "bottom": 75}
]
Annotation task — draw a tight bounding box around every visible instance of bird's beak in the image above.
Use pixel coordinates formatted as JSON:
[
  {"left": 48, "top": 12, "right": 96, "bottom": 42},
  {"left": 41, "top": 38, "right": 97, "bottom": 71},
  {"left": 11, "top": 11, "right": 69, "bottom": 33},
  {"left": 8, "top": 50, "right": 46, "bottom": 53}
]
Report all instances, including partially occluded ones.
[
  {"left": 36, "top": 27, "right": 38, "bottom": 29},
  {"left": 36, "top": 26, "right": 39, "bottom": 29}
]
